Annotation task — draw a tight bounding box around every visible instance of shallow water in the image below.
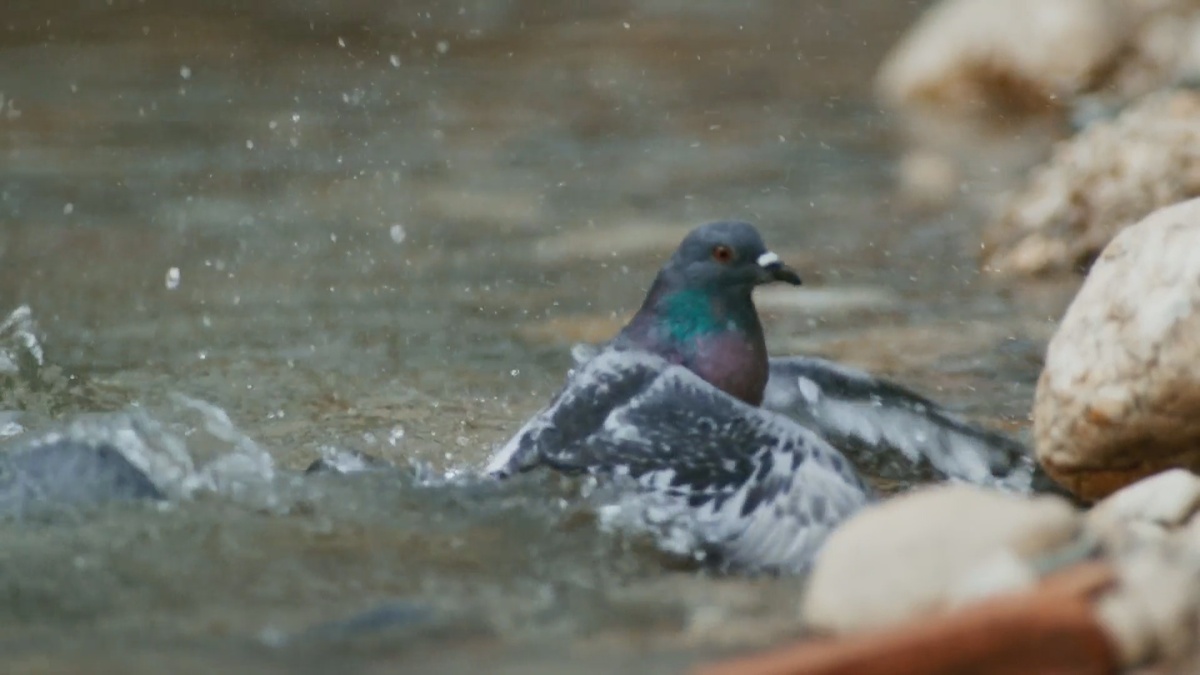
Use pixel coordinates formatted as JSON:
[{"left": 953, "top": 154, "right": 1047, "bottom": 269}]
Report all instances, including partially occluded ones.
[{"left": 0, "top": 1, "right": 1080, "bottom": 672}]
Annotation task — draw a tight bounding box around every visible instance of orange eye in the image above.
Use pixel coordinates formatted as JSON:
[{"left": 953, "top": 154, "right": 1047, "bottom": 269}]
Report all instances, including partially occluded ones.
[{"left": 711, "top": 245, "right": 734, "bottom": 263}]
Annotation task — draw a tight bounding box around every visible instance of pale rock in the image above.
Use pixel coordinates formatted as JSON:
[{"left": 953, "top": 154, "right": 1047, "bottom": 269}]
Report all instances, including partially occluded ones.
[
  {"left": 1034, "top": 198, "right": 1200, "bottom": 500},
  {"left": 983, "top": 90, "right": 1200, "bottom": 277},
  {"left": 1088, "top": 469, "right": 1200, "bottom": 541},
  {"left": 1102, "top": 1, "right": 1200, "bottom": 105},
  {"left": 945, "top": 549, "right": 1041, "bottom": 605},
  {"left": 1096, "top": 542, "right": 1200, "bottom": 668},
  {"left": 878, "top": 0, "right": 1200, "bottom": 122},
  {"left": 800, "top": 484, "right": 1081, "bottom": 634},
  {"left": 876, "top": 0, "right": 1128, "bottom": 116}
]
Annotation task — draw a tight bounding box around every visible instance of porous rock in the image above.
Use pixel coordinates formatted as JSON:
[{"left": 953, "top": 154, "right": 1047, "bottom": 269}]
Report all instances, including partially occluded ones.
[
  {"left": 983, "top": 89, "right": 1200, "bottom": 278},
  {"left": 1035, "top": 197, "right": 1200, "bottom": 500},
  {"left": 1087, "top": 468, "right": 1200, "bottom": 544}
]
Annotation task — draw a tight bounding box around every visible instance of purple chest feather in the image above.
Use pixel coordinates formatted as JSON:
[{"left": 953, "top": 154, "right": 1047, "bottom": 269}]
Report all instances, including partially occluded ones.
[{"left": 687, "top": 332, "right": 769, "bottom": 406}]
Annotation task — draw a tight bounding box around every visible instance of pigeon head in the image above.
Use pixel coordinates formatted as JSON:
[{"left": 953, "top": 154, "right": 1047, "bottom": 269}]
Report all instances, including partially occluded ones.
[
  {"left": 615, "top": 221, "right": 801, "bottom": 406},
  {"left": 665, "top": 221, "right": 802, "bottom": 291}
]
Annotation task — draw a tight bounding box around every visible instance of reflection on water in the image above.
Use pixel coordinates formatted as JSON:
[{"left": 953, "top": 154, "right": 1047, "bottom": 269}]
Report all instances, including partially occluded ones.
[{"left": 0, "top": 1, "right": 1074, "bottom": 672}]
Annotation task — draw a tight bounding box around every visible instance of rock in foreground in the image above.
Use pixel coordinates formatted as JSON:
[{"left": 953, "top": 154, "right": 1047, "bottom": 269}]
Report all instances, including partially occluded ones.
[
  {"left": 800, "top": 484, "right": 1080, "bottom": 634},
  {"left": 1035, "top": 197, "right": 1200, "bottom": 500}
]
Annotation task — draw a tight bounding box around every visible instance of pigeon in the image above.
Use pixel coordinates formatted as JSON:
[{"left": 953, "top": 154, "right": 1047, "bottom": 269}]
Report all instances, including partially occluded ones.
[
  {"left": 607, "top": 220, "right": 801, "bottom": 407},
  {"left": 485, "top": 221, "right": 1055, "bottom": 573}
]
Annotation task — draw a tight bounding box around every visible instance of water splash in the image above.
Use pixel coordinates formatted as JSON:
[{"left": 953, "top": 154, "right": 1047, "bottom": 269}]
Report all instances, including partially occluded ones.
[
  {"left": 0, "top": 306, "right": 44, "bottom": 377},
  {"left": 1, "top": 393, "right": 278, "bottom": 512}
]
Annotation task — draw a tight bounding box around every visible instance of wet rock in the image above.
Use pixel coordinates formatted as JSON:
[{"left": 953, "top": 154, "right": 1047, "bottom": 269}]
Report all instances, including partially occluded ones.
[
  {"left": 983, "top": 90, "right": 1200, "bottom": 278},
  {"left": 0, "top": 437, "right": 164, "bottom": 517},
  {"left": 1034, "top": 198, "right": 1200, "bottom": 500},
  {"left": 876, "top": 0, "right": 1127, "bottom": 118},
  {"left": 800, "top": 484, "right": 1080, "bottom": 634}
]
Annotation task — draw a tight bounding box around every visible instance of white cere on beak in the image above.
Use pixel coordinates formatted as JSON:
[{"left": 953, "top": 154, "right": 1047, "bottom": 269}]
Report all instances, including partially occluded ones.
[{"left": 756, "top": 251, "right": 780, "bottom": 267}]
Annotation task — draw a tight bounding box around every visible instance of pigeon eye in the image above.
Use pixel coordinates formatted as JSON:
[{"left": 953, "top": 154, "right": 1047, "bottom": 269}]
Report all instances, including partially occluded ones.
[{"left": 711, "top": 245, "right": 734, "bottom": 263}]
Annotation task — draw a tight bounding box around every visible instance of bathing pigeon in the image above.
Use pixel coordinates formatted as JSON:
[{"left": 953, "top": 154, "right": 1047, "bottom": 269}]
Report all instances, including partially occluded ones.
[
  {"left": 486, "top": 221, "right": 1053, "bottom": 573},
  {"left": 489, "top": 347, "right": 873, "bottom": 574}
]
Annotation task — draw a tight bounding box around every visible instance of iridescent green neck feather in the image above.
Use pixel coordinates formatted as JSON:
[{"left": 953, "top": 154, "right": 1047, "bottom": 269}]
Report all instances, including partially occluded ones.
[{"left": 660, "top": 289, "right": 724, "bottom": 343}]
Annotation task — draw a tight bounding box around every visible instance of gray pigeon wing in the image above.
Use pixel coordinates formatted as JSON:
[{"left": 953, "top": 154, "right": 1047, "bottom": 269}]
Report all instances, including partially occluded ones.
[
  {"left": 483, "top": 348, "right": 661, "bottom": 478},
  {"left": 761, "top": 356, "right": 1054, "bottom": 493},
  {"left": 487, "top": 348, "right": 872, "bottom": 573}
]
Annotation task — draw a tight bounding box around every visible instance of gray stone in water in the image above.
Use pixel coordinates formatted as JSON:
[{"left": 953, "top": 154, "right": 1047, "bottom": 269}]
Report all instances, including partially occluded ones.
[{"left": 0, "top": 438, "right": 164, "bottom": 517}]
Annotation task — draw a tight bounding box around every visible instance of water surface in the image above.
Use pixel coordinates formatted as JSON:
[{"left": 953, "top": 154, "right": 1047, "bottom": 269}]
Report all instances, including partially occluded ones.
[{"left": 0, "top": 2, "right": 1075, "bottom": 672}]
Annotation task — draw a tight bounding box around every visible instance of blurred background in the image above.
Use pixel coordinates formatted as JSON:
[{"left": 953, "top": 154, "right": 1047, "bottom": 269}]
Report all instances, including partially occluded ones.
[{"left": 0, "top": 1, "right": 1083, "bottom": 673}]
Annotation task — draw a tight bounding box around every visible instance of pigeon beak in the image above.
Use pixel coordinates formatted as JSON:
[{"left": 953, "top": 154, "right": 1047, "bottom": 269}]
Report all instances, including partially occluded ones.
[{"left": 755, "top": 251, "right": 802, "bottom": 286}]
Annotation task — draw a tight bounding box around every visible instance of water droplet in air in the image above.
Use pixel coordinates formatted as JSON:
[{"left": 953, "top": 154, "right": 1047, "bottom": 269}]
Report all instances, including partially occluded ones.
[
  {"left": 165, "top": 267, "right": 181, "bottom": 290},
  {"left": 388, "top": 426, "right": 406, "bottom": 445},
  {"left": 389, "top": 54, "right": 400, "bottom": 68},
  {"left": 245, "top": 139, "right": 254, "bottom": 150},
  {"left": 337, "top": 36, "right": 346, "bottom": 48},
  {"left": 436, "top": 41, "right": 449, "bottom": 54},
  {"left": 180, "top": 65, "right": 191, "bottom": 80},
  {"left": 63, "top": 203, "right": 74, "bottom": 215},
  {"left": 389, "top": 224, "right": 406, "bottom": 244},
  {"left": 510, "top": 369, "right": 520, "bottom": 377}
]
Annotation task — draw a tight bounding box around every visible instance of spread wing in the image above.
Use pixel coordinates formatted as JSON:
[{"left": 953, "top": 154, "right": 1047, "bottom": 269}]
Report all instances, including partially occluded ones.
[
  {"left": 485, "top": 348, "right": 873, "bottom": 574},
  {"left": 762, "top": 355, "right": 1056, "bottom": 493}
]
